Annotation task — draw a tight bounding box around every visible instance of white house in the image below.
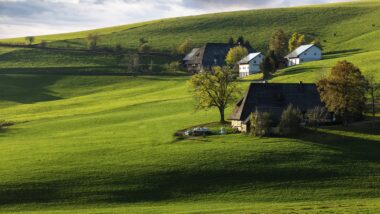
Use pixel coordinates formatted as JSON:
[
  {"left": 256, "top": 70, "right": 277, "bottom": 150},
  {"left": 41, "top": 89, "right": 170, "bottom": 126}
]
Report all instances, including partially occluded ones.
[
  {"left": 238, "top": 52, "right": 264, "bottom": 78},
  {"left": 285, "top": 44, "right": 322, "bottom": 67}
]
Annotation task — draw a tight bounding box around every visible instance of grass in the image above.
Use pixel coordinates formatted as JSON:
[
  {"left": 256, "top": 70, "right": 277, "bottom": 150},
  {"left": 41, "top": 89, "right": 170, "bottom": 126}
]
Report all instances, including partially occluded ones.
[
  {"left": 0, "top": 75, "right": 379, "bottom": 213},
  {"left": 0, "top": 0, "right": 380, "bottom": 213}
]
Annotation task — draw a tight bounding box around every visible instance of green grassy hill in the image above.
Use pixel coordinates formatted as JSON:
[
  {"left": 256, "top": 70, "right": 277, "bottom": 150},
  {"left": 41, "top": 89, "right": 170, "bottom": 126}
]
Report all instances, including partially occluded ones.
[{"left": 0, "top": 0, "right": 380, "bottom": 213}]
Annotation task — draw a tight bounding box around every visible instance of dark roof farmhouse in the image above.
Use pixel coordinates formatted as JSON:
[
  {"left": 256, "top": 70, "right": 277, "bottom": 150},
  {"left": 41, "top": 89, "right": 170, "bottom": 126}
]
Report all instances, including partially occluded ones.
[
  {"left": 183, "top": 43, "right": 233, "bottom": 73},
  {"left": 230, "top": 83, "right": 326, "bottom": 132}
]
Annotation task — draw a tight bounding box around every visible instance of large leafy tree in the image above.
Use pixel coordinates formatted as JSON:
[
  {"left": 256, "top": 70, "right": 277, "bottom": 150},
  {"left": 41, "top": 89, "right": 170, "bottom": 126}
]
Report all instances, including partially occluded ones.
[
  {"left": 87, "top": 33, "right": 100, "bottom": 50},
  {"left": 226, "top": 46, "right": 248, "bottom": 66},
  {"left": 189, "top": 66, "right": 240, "bottom": 122},
  {"left": 269, "top": 29, "right": 288, "bottom": 59},
  {"left": 288, "top": 32, "right": 306, "bottom": 52},
  {"left": 317, "top": 61, "right": 368, "bottom": 125}
]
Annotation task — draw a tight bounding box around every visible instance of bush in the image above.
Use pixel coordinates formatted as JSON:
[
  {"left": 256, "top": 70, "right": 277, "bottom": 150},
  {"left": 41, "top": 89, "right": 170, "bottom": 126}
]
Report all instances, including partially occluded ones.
[
  {"left": 278, "top": 104, "right": 303, "bottom": 135},
  {"left": 169, "top": 61, "right": 181, "bottom": 73},
  {"left": 138, "top": 43, "right": 152, "bottom": 53},
  {"left": 250, "top": 110, "right": 272, "bottom": 137}
]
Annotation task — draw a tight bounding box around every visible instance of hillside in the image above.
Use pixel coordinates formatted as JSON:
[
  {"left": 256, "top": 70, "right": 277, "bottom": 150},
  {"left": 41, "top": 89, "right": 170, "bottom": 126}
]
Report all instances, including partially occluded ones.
[
  {"left": 0, "top": 0, "right": 380, "bottom": 213},
  {"left": 1, "top": 1, "right": 380, "bottom": 79}
]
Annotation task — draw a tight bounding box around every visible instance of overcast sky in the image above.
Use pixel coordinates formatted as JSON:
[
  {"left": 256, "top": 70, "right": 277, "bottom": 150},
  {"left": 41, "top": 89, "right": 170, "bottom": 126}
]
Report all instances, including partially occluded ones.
[{"left": 0, "top": 0, "right": 349, "bottom": 39}]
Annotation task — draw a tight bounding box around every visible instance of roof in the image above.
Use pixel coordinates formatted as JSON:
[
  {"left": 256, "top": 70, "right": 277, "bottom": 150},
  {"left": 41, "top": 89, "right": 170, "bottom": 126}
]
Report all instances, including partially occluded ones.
[
  {"left": 184, "top": 43, "right": 233, "bottom": 67},
  {"left": 238, "top": 52, "right": 262, "bottom": 64},
  {"left": 183, "top": 48, "right": 200, "bottom": 61},
  {"left": 285, "top": 44, "right": 319, "bottom": 59},
  {"left": 229, "top": 83, "right": 323, "bottom": 121}
]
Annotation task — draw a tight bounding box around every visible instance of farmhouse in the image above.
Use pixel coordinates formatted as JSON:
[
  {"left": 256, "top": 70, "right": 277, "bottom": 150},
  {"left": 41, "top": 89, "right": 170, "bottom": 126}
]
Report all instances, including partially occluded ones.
[
  {"left": 183, "top": 43, "right": 233, "bottom": 73},
  {"left": 238, "top": 52, "right": 264, "bottom": 77},
  {"left": 229, "top": 82, "right": 326, "bottom": 133},
  {"left": 285, "top": 44, "right": 322, "bottom": 67}
]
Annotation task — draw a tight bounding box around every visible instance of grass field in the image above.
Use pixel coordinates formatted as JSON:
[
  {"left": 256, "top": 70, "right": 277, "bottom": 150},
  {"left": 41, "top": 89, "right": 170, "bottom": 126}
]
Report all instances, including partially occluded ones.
[{"left": 0, "top": 0, "right": 380, "bottom": 213}]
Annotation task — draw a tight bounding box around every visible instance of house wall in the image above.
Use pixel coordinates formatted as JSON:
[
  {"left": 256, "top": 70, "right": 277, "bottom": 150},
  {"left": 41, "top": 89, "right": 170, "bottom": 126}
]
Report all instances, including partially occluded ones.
[
  {"left": 248, "top": 54, "right": 264, "bottom": 73},
  {"left": 287, "top": 46, "right": 322, "bottom": 66},
  {"left": 239, "top": 64, "right": 250, "bottom": 77},
  {"left": 239, "top": 54, "right": 264, "bottom": 77}
]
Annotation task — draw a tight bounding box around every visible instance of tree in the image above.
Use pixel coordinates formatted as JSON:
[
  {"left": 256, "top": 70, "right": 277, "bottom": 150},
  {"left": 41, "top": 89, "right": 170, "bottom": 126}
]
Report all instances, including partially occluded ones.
[
  {"left": 237, "top": 36, "right": 245, "bottom": 45},
  {"left": 269, "top": 50, "right": 280, "bottom": 70},
  {"left": 306, "top": 106, "right": 329, "bottom": 130},
  {"left": 269, "top": 29, "right": 288, "bottom": 59},
  {"left": 39, "top": 40, "right": 47, "bottom": 48},
  {"left": 288, "top": 32, "right": 306, "bottom": 52},
  {"left": 365, "top": 73, "right": 380, "bottom": 129},
  {"left": 226, "top": 46, "right": 248, "bottom": 67},
  {"left": 169, "top": 61, "right": 181, "bottom": 73},
  {"left": 138, "top": 43, "right": 152, "bottom": 53},
  {"left": 278, "top": 104, "right": 303, "bottom": 135},
  {"left": 244, "top": 41, "right": 253, "bottom": 51},
  {"left": 317, "top": 61, "right": 368, "bottom": 125},
  {"left": 312, "top": 39, "right": 323, "bottom": 50},
  {"left": 260, "top": 55, "right": 275, "bottom": 80},
  {"left": 189, "top": 66, "right": 240, "bottom": 122},
  {"left": 25, "top": 36, "right": 35, "bottom": 46},
  {"left": 228, "top": 37, "right": 235, "bottom": 46},
  {"left": 250, "top": 110, "right": 272, "bottom": 137},
  {"left": 139, "top": 37, "right": 148, "bottom": 45},
  {"left": 177, "top": 39, "right": 194, "bottom": 55},
  {"left": 87, "top": 33, "right": 100, "bottom": 50}
]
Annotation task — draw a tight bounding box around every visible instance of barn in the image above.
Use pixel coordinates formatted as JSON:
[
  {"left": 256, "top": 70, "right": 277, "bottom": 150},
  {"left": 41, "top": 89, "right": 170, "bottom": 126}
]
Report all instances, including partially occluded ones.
[{"left": 229, "top": 82, "right": 328, "bottom": 133}]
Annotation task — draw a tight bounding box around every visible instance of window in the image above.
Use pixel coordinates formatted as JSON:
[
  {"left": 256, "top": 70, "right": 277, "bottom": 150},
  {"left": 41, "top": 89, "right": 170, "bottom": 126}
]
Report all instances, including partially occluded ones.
[
  {"left": 253, "top": 61, "right": 256, "bottom": 64},
  {"left": 314, "top": 53, "right": 317, "bottom": 56}
]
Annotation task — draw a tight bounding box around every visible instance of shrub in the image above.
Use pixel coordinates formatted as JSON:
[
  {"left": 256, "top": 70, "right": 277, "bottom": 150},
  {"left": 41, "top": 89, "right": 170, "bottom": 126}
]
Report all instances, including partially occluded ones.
[
  {"left": 279, "top": 104, "right": 303, "bottom": 135},
  {"left": 169, "top": 61, "right": 181, "bottom": 73},
  {"left": 138, "top": 43, "right": 152, "bottom": 53},
  {"left": 250, "top": 110, "right": 272, "bottom": 137}
]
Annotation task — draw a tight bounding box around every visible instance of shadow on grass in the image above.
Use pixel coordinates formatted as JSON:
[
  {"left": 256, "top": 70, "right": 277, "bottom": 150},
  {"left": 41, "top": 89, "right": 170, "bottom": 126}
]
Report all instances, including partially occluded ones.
[
  {"left": 0, "top": 75, "right": 62, "bottom": 104},
  {"left": 0, "top": 124, "right": 379, "bottom": 206},
  {"left": 295, "top": 127, "right": 380, "bottom": 162},
  {"left": 324, "top": 49, "right": 362, "bottom": 59}
]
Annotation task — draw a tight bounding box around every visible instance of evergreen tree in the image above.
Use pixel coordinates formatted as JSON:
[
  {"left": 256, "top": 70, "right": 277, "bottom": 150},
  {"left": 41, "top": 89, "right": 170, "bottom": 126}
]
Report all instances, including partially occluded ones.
[{"left": 269, "top": 29, "right": 288, "bottom": 59}]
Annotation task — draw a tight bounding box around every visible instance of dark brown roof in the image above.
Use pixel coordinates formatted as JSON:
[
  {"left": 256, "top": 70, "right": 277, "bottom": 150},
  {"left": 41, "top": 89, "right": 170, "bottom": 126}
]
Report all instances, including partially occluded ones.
[
  {"left": 185, "top": 43, "right": 233, "bottom": 68},
  {"left": 229, "top": 83, "right": 324, "bottom": 121}
]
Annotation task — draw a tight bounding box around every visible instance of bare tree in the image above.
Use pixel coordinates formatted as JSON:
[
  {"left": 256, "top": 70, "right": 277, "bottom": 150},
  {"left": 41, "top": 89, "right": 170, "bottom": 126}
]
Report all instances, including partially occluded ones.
[
  {"left": 365, "top": 73, "right": 380, "bottom": 129},
  {"left": 87, "top": 33, "right": 100, "bottom": 50},
  {"left": 307, "top": 106, "right": 329, "bottom": 130},
  {"left": 25, "top": 36, "right": 35, "bottom": 46}
]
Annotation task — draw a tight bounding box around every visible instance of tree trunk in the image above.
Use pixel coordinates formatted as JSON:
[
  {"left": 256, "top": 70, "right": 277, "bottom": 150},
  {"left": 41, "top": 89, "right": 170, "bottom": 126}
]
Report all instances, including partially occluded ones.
[
  {"left": 219, "top": 107, "right": 225, "bottom": 123},
  {"left": 372, "top": 91, "right": 376, "bottom": 130}
]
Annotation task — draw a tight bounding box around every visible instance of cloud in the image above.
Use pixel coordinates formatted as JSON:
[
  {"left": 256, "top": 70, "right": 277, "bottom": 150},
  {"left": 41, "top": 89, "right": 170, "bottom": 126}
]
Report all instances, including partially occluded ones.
[{"left": 0, "top": 0, "right": 349, "bottom": 39}]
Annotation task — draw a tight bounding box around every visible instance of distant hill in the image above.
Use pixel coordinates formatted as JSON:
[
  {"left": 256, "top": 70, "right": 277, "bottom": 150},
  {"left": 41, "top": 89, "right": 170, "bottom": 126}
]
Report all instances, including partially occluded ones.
[{"left": 0, "top": 0, "right": 379, "bottom": 80}]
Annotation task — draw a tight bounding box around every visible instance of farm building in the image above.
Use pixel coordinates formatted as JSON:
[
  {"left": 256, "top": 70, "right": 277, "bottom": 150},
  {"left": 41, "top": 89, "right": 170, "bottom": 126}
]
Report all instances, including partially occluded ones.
[
  {"left": 183, "top": 43, "right": 233, "bottom": 73},
  {"left": 285, "top": 44, "right": 322, "bottom": 67},
  {"left": 229, "top": 82, "right": 328, "bottom": 133},
  {"left": 238, "top": 52, "right": 265, "bottom": 77}
]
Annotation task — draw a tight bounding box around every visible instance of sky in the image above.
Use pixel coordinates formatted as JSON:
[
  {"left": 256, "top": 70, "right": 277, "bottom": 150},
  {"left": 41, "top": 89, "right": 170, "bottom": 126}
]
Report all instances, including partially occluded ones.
[{"left": 0, "top": 0, "right": 349, "bottom": 39}]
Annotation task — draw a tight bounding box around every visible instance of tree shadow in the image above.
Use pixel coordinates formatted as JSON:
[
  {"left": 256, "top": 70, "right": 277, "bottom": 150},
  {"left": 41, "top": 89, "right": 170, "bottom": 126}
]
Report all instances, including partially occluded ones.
[
  {"left": 0, "top": 74, "right": 62, "bottom": 104},
  {"left": 295, "top": 128, "right": 380, "bottom": 163},
  {"left": 323, "top": 49, "right": 362, "bottom": 59}
]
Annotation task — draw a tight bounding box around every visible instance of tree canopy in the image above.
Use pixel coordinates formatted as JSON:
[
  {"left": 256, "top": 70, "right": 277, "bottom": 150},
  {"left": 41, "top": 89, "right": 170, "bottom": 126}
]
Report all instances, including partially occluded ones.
[
  {"left": 189, "top": 66, "right": 240, "bottom": 122},
  {"left": 288, "top": 32, "right": 306, "bottom": 52},
  {"left": 269, "top": 29, "right": 288, "bottom": 58},
  {"left": 317, "top": 61, "right": 368, "bottom": 124},
  {"left": 225, "top": 46, "right": 248, "bottom": 67},
  {"left": 177, "top": 39, "right": 194, "bottom": 55}
]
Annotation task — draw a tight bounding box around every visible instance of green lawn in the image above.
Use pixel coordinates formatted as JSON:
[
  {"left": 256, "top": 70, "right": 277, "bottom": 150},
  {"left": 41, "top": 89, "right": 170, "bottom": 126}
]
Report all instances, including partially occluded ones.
[
  {"left": 0, "top": 75, "right": 379, "bottom": 213},
  {"left": 0, "top": 0, "right": 380, "bottom": 213}
]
